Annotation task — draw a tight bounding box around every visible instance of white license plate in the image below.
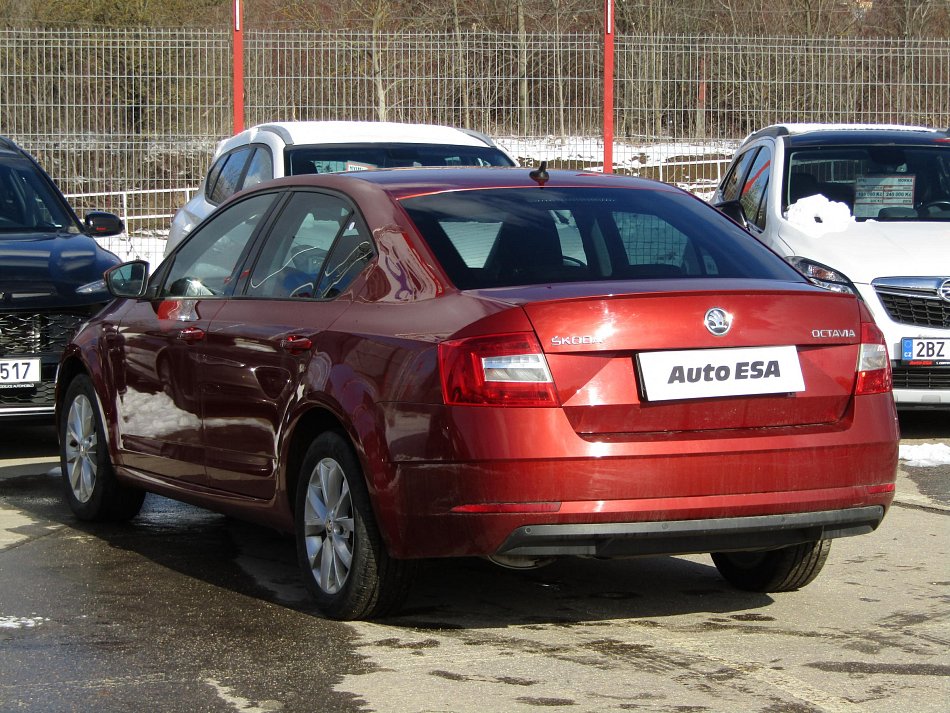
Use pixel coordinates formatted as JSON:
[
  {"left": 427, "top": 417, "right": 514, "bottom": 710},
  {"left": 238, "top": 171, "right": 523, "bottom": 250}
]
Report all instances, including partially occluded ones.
[
  {"left": 0, "top": 358, "right": 41, "bottom": 385},
  {"left": 901, "top": 337, "right": 950, "bottom": 365},
  {"left": 638, "top": 346, "right": 805, "bottom": 402}
]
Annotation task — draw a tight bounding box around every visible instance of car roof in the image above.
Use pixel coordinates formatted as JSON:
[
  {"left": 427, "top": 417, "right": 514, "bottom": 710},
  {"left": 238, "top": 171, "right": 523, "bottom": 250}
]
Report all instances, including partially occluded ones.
[
  {"left": 741, "top": 123, "right": 950, "bottom": 148},
  {"left": 258, "top": 166, "right": 681, "bottom": 201},
  {"left": 230, "top": 121, "right": 500, "bottom": 149}
]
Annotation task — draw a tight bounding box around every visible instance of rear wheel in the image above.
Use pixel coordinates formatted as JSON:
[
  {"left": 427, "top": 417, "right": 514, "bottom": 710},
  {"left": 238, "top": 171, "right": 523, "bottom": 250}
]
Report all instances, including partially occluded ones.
[
  {"left": 294, "top": 431, "right": 413, "bottom": 620},
  {"left": 711, "top": 540, "right": 831, "bottom": 592},
  {"left": 60, "top": 374, "right": 145, "bottom": 521}
]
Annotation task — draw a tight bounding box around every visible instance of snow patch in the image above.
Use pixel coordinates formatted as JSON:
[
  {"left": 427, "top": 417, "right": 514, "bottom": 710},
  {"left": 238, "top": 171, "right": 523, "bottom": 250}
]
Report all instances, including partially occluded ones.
[
  {"left": 786, "top": 194, "right": 855, "bottom": 234},
  {"left": 899, "top": 443, "right": 950, "bottom": 467},
  {"left": 203, "top": 678, "right": 282, "bottom": 712},
  {"left": 0, "top": 616, "right": 49, "bottom": 629}
]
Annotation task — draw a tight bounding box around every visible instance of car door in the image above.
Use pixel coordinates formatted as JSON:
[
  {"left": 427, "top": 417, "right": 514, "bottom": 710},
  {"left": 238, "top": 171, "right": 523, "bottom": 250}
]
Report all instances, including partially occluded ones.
[
  {"left": 112, "top": 191, "right": 280, "bottom": 484},
  {"left": 199, "top": 189, "right": 375, "bottom": 498}
]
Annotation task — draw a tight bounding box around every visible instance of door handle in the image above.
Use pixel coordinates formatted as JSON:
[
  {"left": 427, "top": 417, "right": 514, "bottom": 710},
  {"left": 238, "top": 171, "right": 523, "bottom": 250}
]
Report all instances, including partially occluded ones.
[
  {"left": 177, "top": 326, "right": 206, "bottom": 343},
  {"left": 279, "top": 335, "right": 313, "bottom": 354}
]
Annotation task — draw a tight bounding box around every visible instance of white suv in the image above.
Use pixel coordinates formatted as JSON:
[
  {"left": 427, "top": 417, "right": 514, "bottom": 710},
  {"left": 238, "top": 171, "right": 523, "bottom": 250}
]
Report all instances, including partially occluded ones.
[
  {"left": 166, "top": 121, "right": 516, "bottom": 255},
  {"left": 712, "top": 123, "right": 950, "bottom": 409}
]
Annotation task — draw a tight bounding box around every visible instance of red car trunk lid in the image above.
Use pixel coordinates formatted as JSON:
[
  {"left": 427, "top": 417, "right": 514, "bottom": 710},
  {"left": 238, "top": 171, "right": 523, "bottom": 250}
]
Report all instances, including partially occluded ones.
[{"left": 521, "top": 286, "right": 861, "bottom": 434}]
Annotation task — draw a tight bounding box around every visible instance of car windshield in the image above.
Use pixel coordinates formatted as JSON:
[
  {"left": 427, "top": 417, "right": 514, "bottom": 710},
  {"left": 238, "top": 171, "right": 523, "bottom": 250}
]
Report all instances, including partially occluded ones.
[
  {"left": 0, "top": 157, "right": 78, "bottom": 235},
  {"left": 786, "top": 145, "right": 950, "bottom": 222},
  {"left": 286, "top": 142, "right": 514, "bottom": 174},
  {"left": 401, "top": 187, "right": 803, "bottom": 290}
]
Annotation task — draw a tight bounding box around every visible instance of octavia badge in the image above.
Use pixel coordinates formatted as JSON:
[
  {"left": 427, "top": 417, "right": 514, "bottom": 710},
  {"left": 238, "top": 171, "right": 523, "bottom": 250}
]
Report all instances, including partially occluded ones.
[
  {"left": 705, "top": 308, "right": 733, "bottom": 336},
  {"left": 939, "top": 279, "right": 950, "bottom": 304}
]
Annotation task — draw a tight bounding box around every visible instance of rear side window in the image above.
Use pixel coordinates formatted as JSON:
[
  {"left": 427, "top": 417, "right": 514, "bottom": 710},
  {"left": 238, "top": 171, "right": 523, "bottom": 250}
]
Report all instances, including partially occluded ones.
[
  {"left": 246, "top": 191, "right": 354, "bottom": 299},
  {"left": 316, "top": 220, "right": 375, "bottom": 299},
  {"left": 401, "top": 187, "right": 802, "bottom": 290}
]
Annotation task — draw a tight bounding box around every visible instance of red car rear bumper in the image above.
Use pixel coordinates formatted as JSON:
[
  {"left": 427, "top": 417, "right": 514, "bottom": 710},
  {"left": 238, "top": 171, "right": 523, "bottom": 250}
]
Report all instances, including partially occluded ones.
[{"left": 378, "top": 393, "right": 898, "bottom": 559}]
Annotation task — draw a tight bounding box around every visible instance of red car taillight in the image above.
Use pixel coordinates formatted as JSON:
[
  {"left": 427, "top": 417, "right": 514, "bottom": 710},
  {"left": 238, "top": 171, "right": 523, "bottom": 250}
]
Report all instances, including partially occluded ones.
[
  {"left": 855, "top": 321, "right": 892, "bottom": 395},
  {"left": 439, "top": 332, "right": 559, "bottom": 407}
]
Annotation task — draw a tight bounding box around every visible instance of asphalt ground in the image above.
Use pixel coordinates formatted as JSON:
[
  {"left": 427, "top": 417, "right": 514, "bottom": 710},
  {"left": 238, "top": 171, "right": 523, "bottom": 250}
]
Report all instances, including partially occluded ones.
[{"left": 1, "top": 414, "right": 947, "bottom": 712}]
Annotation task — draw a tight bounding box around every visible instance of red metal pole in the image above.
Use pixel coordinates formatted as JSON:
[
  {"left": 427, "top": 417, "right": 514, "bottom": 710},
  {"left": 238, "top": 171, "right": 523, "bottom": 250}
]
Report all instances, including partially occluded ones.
[
  {"left": 603, "top": 0, "right": 614, "bottom": 174},
  {"left": 697, "top": 54, "right": 707, "bottom": 138},
  {"left": 233, "top": 0, "right": 245, "bottom": 134}
]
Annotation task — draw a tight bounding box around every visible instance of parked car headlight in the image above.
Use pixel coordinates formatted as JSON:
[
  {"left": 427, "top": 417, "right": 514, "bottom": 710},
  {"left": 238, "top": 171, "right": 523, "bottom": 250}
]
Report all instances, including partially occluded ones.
[
  {"left": 786, "top": 257, "right": 858, "bottom": 296},
  {"left": 76, "top": 278, "right": 108, "bottom": 295}
]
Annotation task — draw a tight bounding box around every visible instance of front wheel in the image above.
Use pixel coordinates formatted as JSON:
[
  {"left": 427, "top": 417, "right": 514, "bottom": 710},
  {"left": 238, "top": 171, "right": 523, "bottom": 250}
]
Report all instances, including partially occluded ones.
[
  {"left": 294, "top": 431, "right": 413, "bottom": 620},
  {"left": 711, "top": 540, "right": 831, "bottom": 592},
  {"left": 60, "top": 374, "right": 145, "bottom": 521}
]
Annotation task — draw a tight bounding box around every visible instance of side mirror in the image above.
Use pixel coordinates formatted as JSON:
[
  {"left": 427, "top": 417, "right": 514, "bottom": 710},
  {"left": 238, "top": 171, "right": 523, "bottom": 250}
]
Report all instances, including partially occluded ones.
[
  {"left": 713, "top": 200, "right": 750, "bottom": 230},
  {"left": 105, "top": 260, "right": 149, "bottom": 298},
  {"left": 85, "top": 211, "right": 125, "bottom": 237}
]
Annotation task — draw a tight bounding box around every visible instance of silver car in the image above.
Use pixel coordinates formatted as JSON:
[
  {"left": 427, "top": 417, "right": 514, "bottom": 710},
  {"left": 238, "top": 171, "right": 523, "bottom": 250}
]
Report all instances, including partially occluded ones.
[{"left": 166, "top": 121, "right": 517, "bottom": 255}]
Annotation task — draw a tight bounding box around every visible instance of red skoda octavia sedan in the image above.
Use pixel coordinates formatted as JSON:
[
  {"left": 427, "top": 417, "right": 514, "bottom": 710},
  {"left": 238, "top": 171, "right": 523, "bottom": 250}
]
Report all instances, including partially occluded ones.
[{"left": 56, "top": 167, "right": 899, "bottom": 620}]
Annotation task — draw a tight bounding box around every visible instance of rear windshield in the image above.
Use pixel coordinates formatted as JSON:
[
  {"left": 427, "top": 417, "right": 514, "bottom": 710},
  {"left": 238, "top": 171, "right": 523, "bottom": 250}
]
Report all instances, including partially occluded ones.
[
  {"left": 787, "top": 145, "right": 950, "bottom": 221},
  {"left": 286, "top": 143, "right": 514, "bottom": 175},
  {"left": 400, "top": 187, "right": 804, "bottom": 290}
]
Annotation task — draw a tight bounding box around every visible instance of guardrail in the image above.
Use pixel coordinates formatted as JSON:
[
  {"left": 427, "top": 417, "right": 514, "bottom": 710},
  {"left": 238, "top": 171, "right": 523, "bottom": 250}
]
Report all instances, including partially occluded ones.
[
  {"left": 64, "top": 187, "right": 197, "bottom": 266},
  {"left": 62, "top": 154, "right": 730, "bottom": 235},
  {"left": 65, "top": 154, "right": 730, "bottom": 266},
  {"left": 64, "top": 187, "right": 198, "bottom": 233}
]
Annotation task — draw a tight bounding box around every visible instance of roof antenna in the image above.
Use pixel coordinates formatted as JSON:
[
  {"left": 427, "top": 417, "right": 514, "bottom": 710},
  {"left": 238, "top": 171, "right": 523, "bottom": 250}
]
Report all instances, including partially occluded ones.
[{"left": 529, "top": 161, "right": 549, "bottom": 187}]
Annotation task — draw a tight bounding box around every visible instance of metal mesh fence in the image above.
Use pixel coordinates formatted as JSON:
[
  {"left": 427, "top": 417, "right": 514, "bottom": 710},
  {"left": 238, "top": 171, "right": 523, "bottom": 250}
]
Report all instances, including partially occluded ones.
[
  {"left": 244, "top": 32, "right": 607, "bottom": 136},
  {"left": 0, "top": 27, "right": 947, "bottom": 252}
]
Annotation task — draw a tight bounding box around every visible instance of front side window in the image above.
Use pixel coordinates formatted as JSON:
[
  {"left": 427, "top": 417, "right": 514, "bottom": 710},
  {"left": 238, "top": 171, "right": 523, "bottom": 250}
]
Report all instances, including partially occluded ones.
[
  {"left": 401, "top": 187, "right": 802, "bottom": 290},
  {"left": 739, "top": 146, "right": 772, "bottom": 230},
  {"left": 719, "top": 147, "right": 760, "bottom": 203},
  {"left": 204, "top": 155, "right": 228, "bottom": 201},
  {"left": 786, "top": 145, "right": 950, "bottom": 221},
  {"left": 208, "top": 148, "right": 253, "bottom": 205},
  {"left": 241, "top": 147, "right": 274, "bottom": 191},
  {"left": 161, "top": 193, "right": 277, "bottom": 298}
]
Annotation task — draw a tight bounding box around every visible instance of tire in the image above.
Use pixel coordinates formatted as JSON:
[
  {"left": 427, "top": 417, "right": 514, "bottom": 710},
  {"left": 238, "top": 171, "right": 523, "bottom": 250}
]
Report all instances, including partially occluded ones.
[
  {"left": 294, "top": 431, "right": 413, "bottom": 620},
  {"left": 711, "top": 540, "right": 832, "bottom": 592},
  {"left": 60, "top": 374, "right": 145, "bottom": 522}
]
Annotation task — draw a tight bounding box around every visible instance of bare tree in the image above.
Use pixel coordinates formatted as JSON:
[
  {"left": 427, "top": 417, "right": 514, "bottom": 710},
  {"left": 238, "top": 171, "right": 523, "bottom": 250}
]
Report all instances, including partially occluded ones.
[{"left": 864, "top": 0, "right": 950, "bottom": 38}]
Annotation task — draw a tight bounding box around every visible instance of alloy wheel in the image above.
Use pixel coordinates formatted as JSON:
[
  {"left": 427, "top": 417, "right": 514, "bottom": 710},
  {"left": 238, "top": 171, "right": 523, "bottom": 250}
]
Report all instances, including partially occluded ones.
[
  {"left": 64, "top": 394, "right": 98, "bottom": 503},
  {"left": 303, "top": 456, "right": 355, "bottom": 594}
]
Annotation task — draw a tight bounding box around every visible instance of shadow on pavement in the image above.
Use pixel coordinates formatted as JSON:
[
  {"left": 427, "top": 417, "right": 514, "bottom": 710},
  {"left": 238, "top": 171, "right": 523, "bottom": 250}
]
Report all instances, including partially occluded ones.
[
  {"left": 0, "top": 422, "right": 58, "bottom": 469},
  {"left": 898, "top": 410, "right": 950, "bottom": 440},
  {"left": 1, "top": 471, "right": 775, "bottom": 629}
]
